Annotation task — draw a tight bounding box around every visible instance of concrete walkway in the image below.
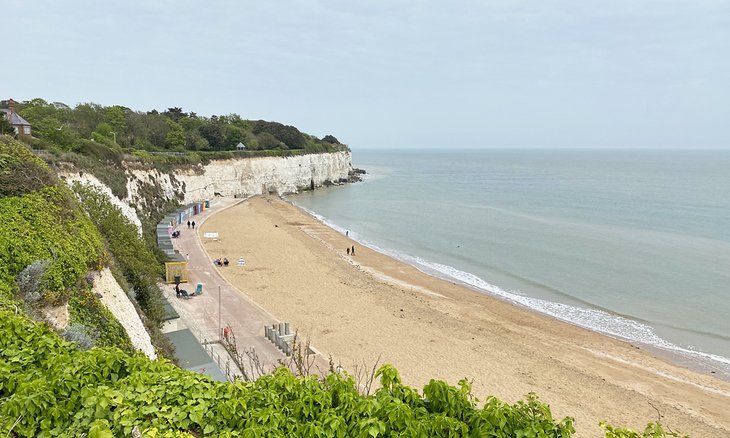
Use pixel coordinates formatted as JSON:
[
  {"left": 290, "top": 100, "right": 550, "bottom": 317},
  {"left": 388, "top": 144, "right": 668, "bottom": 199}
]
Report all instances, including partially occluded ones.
[{"left": 164, "top": 198, "right": 327, "bottom": 378}]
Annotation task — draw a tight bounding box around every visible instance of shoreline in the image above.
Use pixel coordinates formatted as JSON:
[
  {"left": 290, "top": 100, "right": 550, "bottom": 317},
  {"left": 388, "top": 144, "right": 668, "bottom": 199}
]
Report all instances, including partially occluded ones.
[
  {"left": 200, "top": 195, "right": 730, "bottom": 437},
  {"left": 292, "top": 196, "right": 730, "bottom": 383}
]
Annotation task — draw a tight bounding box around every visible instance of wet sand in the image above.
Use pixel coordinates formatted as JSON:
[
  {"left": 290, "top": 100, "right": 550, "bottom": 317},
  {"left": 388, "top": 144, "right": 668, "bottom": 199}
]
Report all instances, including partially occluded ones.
[{"left": 200, "top": 196, "right": 730, "bottom": 437}]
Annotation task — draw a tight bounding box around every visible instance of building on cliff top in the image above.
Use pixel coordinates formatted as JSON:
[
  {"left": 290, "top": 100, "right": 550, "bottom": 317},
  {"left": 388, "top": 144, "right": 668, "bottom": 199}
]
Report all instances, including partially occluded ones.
[{"left": 0, "top": 98, "right": 32, "bottom": 142}]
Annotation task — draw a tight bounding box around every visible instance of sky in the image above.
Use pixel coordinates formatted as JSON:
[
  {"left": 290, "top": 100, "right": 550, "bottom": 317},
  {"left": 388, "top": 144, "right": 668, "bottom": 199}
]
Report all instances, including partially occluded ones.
[{"left": 2, "top": 0, "right": 729, "bottom": 149}]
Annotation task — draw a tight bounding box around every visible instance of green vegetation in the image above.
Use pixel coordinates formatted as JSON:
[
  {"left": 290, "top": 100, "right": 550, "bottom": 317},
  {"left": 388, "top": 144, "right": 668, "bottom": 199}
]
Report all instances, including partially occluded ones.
[
  {"left": 3, "top": 98, "right": 347, "bottom": 156},
  {"left": 73, "top": 183, "right": 175, "bottom": 358},
  {"left": 0, "top": 300, "right": 685, "bottom": 437},
  {"left": 3, "top": 301, "right": 573, "bottom": 437},
  {"left": 0, "top": 135, "right": 132, "bottom": 353}
]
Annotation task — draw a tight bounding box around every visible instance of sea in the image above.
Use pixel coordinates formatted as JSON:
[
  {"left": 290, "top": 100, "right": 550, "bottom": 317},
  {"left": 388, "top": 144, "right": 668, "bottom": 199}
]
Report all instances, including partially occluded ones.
[{"left": 290, "top": 149, "right": 730, "bottom": 379}]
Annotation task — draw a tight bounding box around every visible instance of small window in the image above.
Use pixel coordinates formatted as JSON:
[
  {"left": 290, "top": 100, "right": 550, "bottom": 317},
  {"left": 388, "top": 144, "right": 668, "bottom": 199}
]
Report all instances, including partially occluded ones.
[{"left": 23, "top": 126, "right": 30, "bottom": 135}]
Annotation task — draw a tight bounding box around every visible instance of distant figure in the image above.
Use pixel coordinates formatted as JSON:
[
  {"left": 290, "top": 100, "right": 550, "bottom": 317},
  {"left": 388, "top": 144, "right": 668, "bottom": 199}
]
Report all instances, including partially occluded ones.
[
  {"left": 351, "top": 245, "right": 355, "bottom": 256},
  {"left": 223, "top": 257, "right": 229, "bottom": 266},
  {"left": 347, "top": 247, "right": 350, "bottom": 256},
  {"left": 192, "top": 220, "right": 196, "bottom": 229},
  {"left": 175, "top": 283, "right": 181, "bottom": 299},
  {"left": 346, "top": 230, "right": 349, "bottom": 237},
  {"left": 187, "top": 220, "right": 191, "bottom": 229}
]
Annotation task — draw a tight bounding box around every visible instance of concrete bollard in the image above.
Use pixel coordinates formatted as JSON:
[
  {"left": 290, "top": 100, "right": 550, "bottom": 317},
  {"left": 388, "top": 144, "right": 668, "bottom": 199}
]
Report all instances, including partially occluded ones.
[
  {"left": 265, "top": 326, "right": 271, "bottom": 340},
  {"left": 284, "top": 322, "right": 290, "bottom": 335},
  {"left": 278, "top": 322, "right": 285, "bottom": 334}
]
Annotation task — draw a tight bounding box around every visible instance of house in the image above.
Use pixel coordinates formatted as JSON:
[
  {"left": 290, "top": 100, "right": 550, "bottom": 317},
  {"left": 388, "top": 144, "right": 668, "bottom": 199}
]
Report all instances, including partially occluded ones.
[
  {"left": 236, "top": 142, "right": 247, "bottom": 151},
  {"left": 0, "top": 98, "right": 32, "bottom": 142}
]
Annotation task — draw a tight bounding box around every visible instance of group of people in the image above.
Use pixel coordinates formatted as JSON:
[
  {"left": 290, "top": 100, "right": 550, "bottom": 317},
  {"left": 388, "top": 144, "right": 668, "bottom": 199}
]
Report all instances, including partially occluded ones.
[
  {"left": 187, "top": 220, "right": 196, "bottom": 229},
  {"left": 345, "top": 231, "right": 356, "bottom": 256},
  {"left": 214, "top": 257, "right": 230, "bottom": 267},
  {"left": 174, "top": 283, "right": 186, "bottom": 299}
]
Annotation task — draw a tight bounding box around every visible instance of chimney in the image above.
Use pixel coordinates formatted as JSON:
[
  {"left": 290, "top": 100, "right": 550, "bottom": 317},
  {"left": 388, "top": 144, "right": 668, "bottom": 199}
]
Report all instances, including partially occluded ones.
[{"left": 8, "top": 98, "right": 14, "bottom": 114}]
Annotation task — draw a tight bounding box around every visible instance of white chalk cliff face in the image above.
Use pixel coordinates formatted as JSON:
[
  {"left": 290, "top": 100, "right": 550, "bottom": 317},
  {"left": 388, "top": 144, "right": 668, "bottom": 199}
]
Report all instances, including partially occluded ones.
[
  {"left": 129, "top": 151, "right": 353, "bottom": 205},
  {"left": 61, "top": 172, "right": 144, "bottom": 235},
  {"left": 92, "top": 268, "right": 157, "bottom": 359},
  {"left": 63, "top": 151, "right": 353, "bottom": 233}
]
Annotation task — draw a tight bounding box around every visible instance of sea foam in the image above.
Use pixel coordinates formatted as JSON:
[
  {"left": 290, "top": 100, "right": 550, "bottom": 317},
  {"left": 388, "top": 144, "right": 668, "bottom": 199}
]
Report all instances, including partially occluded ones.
[{"left": 296, "top": 204, "right": 730, "bottom": 379}]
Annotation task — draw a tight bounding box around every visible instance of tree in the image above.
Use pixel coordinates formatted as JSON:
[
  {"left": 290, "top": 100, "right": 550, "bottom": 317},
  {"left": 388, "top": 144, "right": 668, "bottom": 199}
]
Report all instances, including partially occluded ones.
[
  {"left": 73, "top": 103, "right": 104, "bottom": 139},
  {"left": 164, "top": 121, "right": 185, "bottom": 149},
  {"left": 0, "top": 117, "right": 16, "bottom": 136},
  {"left": 223, "top": 125, "right": 245, "bottom": 150},
  {"left": 257, "top": 132, "right": 283, "bottom": 150},
  {"left": 322, "top": 135, "right": 340, "bottom": 144},
  {"left": 252, "top": 120, "right": 305, "bottom": 149},
  {"left": 104, "top": 106, "right": 128, "bottom": 138},
  {"left": 163, "top": 107, "right": 186, "bottom": 122},
  {"left": 184, "top": 130, "right": 209, "bottom": 151},
  {"left": 198, "top": 122, "right": 225, "bottom": 150}
]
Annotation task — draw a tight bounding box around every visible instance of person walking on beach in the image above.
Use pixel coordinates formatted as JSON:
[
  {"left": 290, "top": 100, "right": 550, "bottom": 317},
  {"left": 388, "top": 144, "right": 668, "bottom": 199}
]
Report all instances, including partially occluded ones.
[
  {"left": 346, "top": 230, "right": 349, "bottom": 237},
  {"left": 351, "top": 245, "right": 355, "bottom": 256},
  {"left": 192, "top": 220, "right": 196, "bottom": 229},
  {"left": 347, "top": 247, "right": 350, "bottom": 256},
  {"left": 187, "top": 220, "right": 191, "bottom": 229}
]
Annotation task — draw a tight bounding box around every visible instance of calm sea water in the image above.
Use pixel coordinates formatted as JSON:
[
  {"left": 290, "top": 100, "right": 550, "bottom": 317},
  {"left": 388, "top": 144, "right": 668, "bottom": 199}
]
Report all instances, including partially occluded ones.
[{"left": 291, "top": 149, "right": 730, "bottom": 378}]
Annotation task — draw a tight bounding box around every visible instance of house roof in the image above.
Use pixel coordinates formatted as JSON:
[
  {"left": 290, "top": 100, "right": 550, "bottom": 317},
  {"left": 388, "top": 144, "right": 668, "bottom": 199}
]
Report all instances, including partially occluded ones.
[{"left": 7, "top": 112, "right": 30, "bottom": 126}]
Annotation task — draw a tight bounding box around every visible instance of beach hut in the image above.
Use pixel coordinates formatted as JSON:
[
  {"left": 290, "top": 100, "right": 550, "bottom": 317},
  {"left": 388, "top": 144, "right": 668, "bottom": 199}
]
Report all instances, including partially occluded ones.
[
  {"left": 165, "top": 253, "right": 189, "bottom": 284},
  {"left": 236, "top": 142, "right": 246, "bottom": 151}
]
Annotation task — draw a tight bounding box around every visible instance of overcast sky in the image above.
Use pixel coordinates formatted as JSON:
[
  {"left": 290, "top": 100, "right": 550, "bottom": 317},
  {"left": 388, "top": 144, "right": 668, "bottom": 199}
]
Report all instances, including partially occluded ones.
[{"left": 2, "top": 0, "right": 728, "bottom": 149}]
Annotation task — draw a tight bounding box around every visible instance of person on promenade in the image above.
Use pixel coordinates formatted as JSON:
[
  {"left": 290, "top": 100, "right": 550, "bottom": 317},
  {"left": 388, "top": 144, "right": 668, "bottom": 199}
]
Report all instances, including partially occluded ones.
[
  {"left": 351, "top": 245, "right": 355, "bottom": 256},
  {"left": 175, "top": 283, "right": 181, "bottom": 299},
  {"left": 187, "top": 220, "right": 191, "bottom": 229},
  {"left": 223, "top": 257, "right": 229, "bottom": 266},
  {"left": 192, "top": 220, "right": 196, "bottom": 229},
  {"left": 347, "top": 247, "right": 350, "bottom": 255}
]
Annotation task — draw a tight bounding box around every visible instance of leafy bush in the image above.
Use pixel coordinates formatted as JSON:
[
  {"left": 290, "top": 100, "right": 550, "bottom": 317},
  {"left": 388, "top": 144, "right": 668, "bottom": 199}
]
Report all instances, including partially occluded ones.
[
  {"left": 0, "top": 185, "right": 106, "bottom": 303},
  {"left": 0, "top": 135, "right": 58, "bottom": 197},
  {"left": 0, "top": 300, "right": 575, "bottom": 437},
  {"left": 601, "top": 421, "right": 689, "bottom": 438}
]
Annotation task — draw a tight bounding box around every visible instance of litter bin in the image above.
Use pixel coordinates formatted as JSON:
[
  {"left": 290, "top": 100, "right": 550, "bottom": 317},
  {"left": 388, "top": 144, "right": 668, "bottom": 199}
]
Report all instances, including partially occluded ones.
[
  {"left": 205, "top": 199, "right": 210, "bottom": 208},
  {"left": 195, "top": 283, "right": 203, "bottom": 295},
  {"left": 174, "top": 275, "right": 181, "bottom": 285}
]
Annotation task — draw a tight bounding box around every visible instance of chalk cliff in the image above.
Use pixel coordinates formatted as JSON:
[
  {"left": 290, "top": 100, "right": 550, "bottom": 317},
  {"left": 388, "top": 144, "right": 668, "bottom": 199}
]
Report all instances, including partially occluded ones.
[{"left": 63, "top": 151, "right": 353, "bottom": 233}]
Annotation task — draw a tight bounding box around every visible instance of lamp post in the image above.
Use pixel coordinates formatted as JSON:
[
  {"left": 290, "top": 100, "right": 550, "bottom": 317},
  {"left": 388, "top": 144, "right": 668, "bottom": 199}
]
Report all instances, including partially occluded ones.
[{"left": 218, "top": 285, "right": 221, "bottom": 341}]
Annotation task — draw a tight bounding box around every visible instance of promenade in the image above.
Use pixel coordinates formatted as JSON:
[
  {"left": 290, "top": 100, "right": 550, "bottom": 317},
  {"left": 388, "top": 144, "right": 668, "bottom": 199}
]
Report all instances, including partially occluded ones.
[{"left": 164, "top": 197, "right": 327, "bottom": 378}]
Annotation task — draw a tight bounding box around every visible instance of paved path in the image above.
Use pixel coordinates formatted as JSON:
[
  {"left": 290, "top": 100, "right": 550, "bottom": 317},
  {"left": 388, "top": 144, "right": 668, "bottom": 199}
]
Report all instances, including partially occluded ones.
[{"left": 164, "top": 198, "right": 296, "bottom": 377}]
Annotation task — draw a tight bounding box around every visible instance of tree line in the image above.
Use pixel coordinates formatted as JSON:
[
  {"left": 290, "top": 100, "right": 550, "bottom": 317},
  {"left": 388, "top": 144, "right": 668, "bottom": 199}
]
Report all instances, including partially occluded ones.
[{"left": 1, "top": 98, "right": 345, "bottom": 154}]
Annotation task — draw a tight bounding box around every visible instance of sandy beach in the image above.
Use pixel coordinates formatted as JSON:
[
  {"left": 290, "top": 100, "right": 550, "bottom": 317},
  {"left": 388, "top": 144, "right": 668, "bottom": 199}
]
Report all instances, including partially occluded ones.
[{"left": 200, "top": 196, "right": 730, "bottom": 437}]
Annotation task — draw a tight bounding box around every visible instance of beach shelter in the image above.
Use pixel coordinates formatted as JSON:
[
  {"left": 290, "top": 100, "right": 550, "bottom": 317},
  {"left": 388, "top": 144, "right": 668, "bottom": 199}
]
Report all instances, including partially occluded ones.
[{"left": 236, "top": 142, "right": 246, "bottom": 151}]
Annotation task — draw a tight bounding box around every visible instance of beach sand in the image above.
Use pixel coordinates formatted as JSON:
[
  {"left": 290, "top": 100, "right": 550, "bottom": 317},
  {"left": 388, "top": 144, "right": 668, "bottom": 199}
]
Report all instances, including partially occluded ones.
[{"left": 200, "top": 196, "right": 730, "bottom": 437}]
